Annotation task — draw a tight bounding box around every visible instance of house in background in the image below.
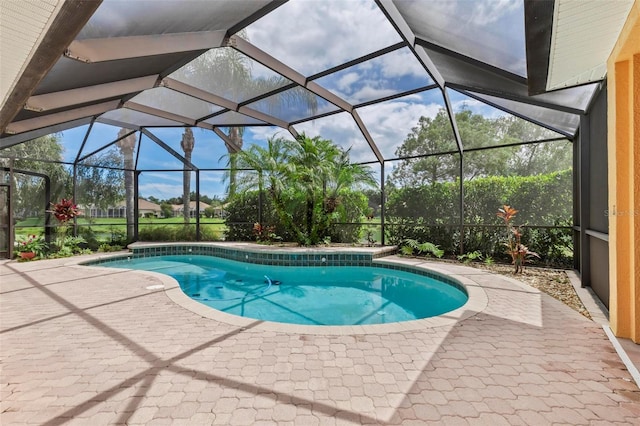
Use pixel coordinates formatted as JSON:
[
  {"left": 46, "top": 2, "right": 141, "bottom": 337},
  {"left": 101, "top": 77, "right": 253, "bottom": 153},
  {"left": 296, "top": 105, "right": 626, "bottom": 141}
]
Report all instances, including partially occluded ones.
[
  {"left": 171, "top": 201, "right": 210, "bottom": 218},
  {"left": 79, "top": 199, "right": 161, "bottom": 219},
  {"left": 137, "top": 199, "right": 162, "bottom": 218}
]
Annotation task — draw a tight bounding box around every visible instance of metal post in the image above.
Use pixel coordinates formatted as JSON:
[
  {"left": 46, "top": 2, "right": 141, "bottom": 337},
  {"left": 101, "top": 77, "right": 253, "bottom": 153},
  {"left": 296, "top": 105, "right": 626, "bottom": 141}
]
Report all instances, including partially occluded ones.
[
  {"left": 8, "top": 160, "right": 14, "bottom": 259},
  {"left": 195, "top": 170, "right": 200, "bottom": 241},
  {"left": 459, "top": 154, "right": 464, "bottom": 255},
  {"left": 44, "top": 175, "right": 51, "bottom": 243},
  {"left": 72, "top": 164, "right": 78, "bottom": 236},
  {"left": 380, "top": 162, "right": 385, "bottom": 246},
  {"left": 134, "top": 171, "right": 140, "bottom": 241},
  {"left": 578, "top": 117, "right": 590, "bottom": 286},
  {"left": 258, "top": 171, "right": 263, "bottom": 226}
]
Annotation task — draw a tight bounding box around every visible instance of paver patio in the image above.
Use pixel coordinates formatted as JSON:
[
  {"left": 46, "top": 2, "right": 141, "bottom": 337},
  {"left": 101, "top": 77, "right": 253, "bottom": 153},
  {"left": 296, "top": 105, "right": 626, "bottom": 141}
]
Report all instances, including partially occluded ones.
[{"left": 1, "top": 253, "right": 639, "bottom": 425}]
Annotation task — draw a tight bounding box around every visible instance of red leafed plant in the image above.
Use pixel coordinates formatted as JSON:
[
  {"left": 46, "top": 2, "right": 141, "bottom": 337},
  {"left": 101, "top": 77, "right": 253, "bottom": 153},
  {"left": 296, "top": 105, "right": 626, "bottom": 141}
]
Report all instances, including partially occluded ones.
[
  {"left": 49, "top": 198, "right": 81, "bottom": 224},
  {"left": 253, "top": 222, "right": 279, "bottom": 244},
  {"left": 497, "top": 205, "right": 539, "bottom": 273}
]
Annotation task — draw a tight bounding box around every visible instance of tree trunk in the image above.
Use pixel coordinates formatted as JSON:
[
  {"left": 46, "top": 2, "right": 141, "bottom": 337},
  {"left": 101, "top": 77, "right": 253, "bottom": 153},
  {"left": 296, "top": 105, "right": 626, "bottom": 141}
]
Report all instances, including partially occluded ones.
[
  {"left": 180, "top": 128, "right": 195, "bottom": 226},
  {"left": 124, "top": 154, "right": 135, "bottom": 240},
  {"left": 228, "top": 127, "right": 243, "bottom": 198},
  {"left": 116, "top": 129, "right": 137, "bottom": 242},
  {"left": 183, "top": 152, "right": 191, "bottom": 225}
]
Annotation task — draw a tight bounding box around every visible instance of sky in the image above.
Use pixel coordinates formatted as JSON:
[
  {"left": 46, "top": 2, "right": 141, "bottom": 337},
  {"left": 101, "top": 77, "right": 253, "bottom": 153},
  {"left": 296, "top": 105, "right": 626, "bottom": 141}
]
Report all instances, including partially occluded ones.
[{"left": 55, "top": 0, "right": 529, "bottom": 201}]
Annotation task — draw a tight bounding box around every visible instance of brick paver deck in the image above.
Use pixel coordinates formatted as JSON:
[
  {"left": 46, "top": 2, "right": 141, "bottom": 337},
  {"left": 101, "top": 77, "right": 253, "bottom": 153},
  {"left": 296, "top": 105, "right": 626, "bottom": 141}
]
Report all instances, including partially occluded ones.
[{"left": 2, "top": 253, "right": 639, "bottom": 425}]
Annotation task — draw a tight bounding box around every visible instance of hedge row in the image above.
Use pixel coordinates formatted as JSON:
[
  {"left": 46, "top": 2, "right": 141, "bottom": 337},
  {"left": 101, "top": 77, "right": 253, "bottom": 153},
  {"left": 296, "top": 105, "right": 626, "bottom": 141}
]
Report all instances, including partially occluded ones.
[
  {"left": 385, "top": 169, "right": 574, "bottom": 267},
  {"left": 387, "top": 169, "right": 572, "bottom": 226}
]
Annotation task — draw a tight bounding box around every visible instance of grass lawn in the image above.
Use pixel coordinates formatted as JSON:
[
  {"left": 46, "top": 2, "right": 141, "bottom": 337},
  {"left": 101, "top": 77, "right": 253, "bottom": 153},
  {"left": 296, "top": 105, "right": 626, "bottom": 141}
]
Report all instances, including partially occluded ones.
[{"left": 14, "top": 217, "right": 227, "bottom": 239}]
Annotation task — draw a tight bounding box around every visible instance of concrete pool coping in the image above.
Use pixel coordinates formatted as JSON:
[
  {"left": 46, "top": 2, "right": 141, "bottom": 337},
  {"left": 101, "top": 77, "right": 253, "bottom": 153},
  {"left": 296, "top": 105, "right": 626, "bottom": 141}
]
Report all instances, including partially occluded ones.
[{"left": 72, "top": 243, "right": 488, "bottom": 335}]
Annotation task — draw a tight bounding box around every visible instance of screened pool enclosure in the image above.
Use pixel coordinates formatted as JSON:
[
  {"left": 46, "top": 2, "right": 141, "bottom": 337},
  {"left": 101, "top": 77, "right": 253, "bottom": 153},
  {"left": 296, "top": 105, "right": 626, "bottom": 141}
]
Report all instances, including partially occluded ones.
[{"left": 0, "top": 1, "right": 611, "bottom": 281}]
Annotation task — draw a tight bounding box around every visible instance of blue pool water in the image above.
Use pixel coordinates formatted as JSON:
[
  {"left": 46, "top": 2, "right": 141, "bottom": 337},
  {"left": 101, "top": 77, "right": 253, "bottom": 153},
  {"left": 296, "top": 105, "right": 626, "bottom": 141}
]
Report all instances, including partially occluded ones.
[{"left": 102, "top": 255, "right": 468, "bottom": 325}]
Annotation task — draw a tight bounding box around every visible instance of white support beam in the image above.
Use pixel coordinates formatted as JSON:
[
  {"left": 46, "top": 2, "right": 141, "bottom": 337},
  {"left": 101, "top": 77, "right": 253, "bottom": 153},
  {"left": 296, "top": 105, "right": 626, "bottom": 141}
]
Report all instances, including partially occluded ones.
[
  {"left": 352, "top": 110, "right": 384, "bottom": 164},
  {"left": 442, "top": 88, "right": 464, "bottom": 154},
  {"left": 1, "top": 117, "right": 93, "bottom": 149},
  {"left": 229, "top": 35, "right": 307, "bottom": 86},
  {"left": 231, "top": 37, "right": 356, "bottom": 115},
  {"left": 288, "top": 125, "right": 299, "bottom": 139},
  {"left": 95, "top": 116, "right": 140, "bottom": 131},
  {"left": 141, "top": 128, "right": 198, "bottom": 171},
  {"left": 65, "top": 30, "right": 227, "bottom": 63},
  {"left": 77, "top": 128, "right": 137, "bottom": 163},
  {"left": 238, "top": 106, "right": 290, "bottom": 129},
  {"left": 306, "top": 81, "right": 353, "bottom": 112},
  {"left": 211, "top": 127, "right": 242, "bottom": 153},
  {"left": 161, "top": 78, "right": 239, "bottom": 111},
  {"left": 6, "top": 100, "right": 119, "bottom": 135},
  {"left": 162, "top": 77, "right": 291, "bottom": 129},
  {"left": 25, "top": 75, "right": 159, "bottom": 112},
  {"left": 123, "top": 101, "right": 195, "bottom": 126}
]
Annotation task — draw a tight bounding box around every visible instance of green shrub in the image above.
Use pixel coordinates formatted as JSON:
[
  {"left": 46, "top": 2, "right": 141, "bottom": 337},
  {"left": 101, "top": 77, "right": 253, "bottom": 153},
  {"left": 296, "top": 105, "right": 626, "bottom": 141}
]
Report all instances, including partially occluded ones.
[
  {"left": 137, "top": 224, "right": 222, "bottom": 242},
  {"left": 98, "top": 243, "right": 123, "bottom": 252},
  {"left": 457, "top": 250, "right": 483, "bottom": 263},
  {"left": 386, "top": 170, "right": 573, "bottom": 267},
  {"left": 78, "top": 226, "right": 100, "bottom": 251},
  {"left": 400, "top": 239, "right": 444, "bottom": 258}
]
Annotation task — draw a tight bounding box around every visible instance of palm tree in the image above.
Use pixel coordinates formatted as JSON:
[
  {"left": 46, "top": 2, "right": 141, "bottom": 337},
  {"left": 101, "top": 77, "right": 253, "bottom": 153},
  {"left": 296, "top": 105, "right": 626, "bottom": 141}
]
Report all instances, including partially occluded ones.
[
  {"left": 230, "top": 136, "right": 303, "bottom": 240},
  {"left": 174, "top": 34, "right": 317, "bottom": 198},
  {"left": 116, "top": 128, "right": 136, "bottom": 240},
  {"left": 180, "top": 128, "right": 195, "bottom": 224},
  {"left": 288, "top": 135, "right": 338, "bottom": 242},
  {"left": 229, "top": 134, "right": 376, "bottom": 245},
  {"left": 227, "top": 126, "right": 244, "bottom": 198}
]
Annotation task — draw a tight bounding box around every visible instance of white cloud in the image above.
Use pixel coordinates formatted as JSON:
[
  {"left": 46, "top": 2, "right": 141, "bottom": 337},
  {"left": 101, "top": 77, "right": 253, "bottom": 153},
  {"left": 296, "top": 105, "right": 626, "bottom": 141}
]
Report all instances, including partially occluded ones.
[
  {"left": 379, "top": 50, "right": 425, "bottom": 79},
  {"left": 295, "top": 113, "right": 376, "bottom": 163},
  {"left": 246, "top": 0, "right": 401, "bottom": 76},
  {"left": 139, "top": 157, "right": 183, "bottom": 170},
  {"left": 357, "top": 100, "right": 442, "bottom": 158},
  {"left": 245, "top": 126, "right": 293, "bottom": 145},
  {"left": 350, "top": 86, "right": 398, "bottom": 104},
  {"left": 470, "top": 0, "right": 521, "bottom": 26},
  {"left": 141, "top": 173, "right": 183, "bottom": 184},
  {"left": 337, "top": 72, "right": 360, "bottom": 92},
  {"left": 138, "top": 183, "right": 184, "bottom": 200}
]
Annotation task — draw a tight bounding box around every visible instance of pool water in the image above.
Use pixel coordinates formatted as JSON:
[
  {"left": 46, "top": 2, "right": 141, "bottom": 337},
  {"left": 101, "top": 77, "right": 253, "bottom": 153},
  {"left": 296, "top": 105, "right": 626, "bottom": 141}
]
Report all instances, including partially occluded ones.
[{"left": 103, "top": 255, "right": 468, "bottom": 326}]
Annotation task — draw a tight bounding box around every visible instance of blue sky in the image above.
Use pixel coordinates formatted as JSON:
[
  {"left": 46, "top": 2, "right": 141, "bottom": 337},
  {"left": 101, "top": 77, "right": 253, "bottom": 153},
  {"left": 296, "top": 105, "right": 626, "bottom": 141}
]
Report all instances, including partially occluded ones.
[
  {"left": 58, "top": 89, "right": 513, "bottom": 200},
  {"left": 55, "top": 0, "right": 527, "bottom": 201}
]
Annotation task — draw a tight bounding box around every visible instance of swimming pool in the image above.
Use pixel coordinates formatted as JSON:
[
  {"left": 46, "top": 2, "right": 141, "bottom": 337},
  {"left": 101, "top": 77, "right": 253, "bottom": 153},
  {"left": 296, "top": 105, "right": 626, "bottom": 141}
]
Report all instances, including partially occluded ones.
[{"left": 102, "top": 254, "right": 468, "bottom": 326}]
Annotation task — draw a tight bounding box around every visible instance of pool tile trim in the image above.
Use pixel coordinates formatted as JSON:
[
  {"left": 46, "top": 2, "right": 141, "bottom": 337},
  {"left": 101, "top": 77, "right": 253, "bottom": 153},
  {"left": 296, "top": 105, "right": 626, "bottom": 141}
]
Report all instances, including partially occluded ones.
[{"left": 76, "top": 243, "right": 488, "bottom": 335}]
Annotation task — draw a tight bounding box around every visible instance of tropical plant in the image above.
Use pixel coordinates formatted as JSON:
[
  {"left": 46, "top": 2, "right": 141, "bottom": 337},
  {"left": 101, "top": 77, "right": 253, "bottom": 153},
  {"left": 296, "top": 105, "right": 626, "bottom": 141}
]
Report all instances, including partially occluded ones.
[
  {"left": 15, "top": 234, "right": 47, "bottom": 257},
  {"left": 49, "top": 198, "right": 81, "bottom": 224},
  {"left": 98, "top": 243, "right": 123, "bottom": 252},
  {"left": 174, "top": 32, "right": 318, "bottom": 197},
  {"left": 497, "top": 205, "right": 539, "bottom": 273},
  {"left": 227, "top": 134, "right": 375, "bottom": 245},
  {"left": 48, "top": 198, "right": 82, "bottom": 254},
  {"left": 62, "top": 235, "right": 87, "bottom": 254},
  {"left": 457, "top": 250, "right": 483, "bottom": 264},
  {"left": 400, "top": 239, "right": 444, "bottom": 258},
  {"left": 253, "top": 222, "right": 280, "bottom": 244}
]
